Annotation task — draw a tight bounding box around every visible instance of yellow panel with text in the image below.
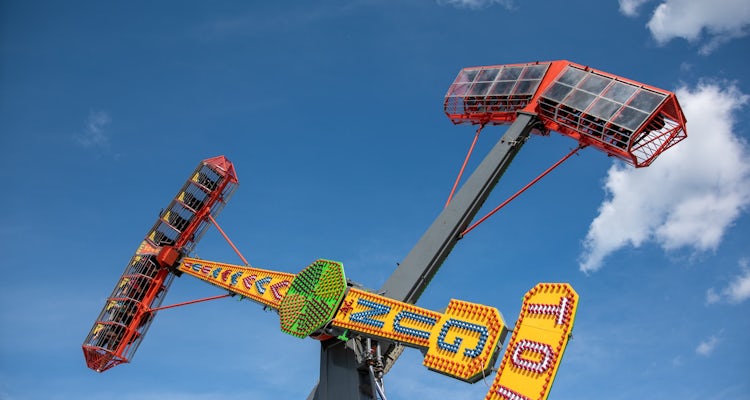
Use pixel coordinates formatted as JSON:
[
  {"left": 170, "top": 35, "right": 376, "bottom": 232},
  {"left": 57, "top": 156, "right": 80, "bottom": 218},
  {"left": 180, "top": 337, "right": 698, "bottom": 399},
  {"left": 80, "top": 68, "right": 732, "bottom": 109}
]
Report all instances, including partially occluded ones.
[
  {"left": 424, "top": 299, "right": 506, "bottom": 383},
  {"left": 331, "top": 288, "right": 441, "bottom": 349},
  {"left": 486, "top": 283, "right": 579, "bottom": 400},
  {"left": 178, "top": 258, "right": 295, "bottom": 309}
]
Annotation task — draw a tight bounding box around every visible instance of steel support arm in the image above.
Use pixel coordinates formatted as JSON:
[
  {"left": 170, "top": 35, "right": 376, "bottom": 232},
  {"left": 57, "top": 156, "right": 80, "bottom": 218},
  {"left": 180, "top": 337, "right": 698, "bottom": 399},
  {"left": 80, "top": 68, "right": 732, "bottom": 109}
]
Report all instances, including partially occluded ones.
[
  {"left": 309, "top": 113, "right": 538, "bottom": 400},
  {"left": 380, "top": 113, "right": 538, "bottom": 304}
]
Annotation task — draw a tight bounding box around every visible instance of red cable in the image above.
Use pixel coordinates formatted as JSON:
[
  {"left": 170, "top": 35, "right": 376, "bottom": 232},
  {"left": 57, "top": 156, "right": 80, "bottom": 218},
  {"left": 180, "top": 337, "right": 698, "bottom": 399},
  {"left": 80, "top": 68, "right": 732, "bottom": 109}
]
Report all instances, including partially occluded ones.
[
  {"left": 460, "top": 144, "right": 585, "bottom": 237},
  {"left": 207, "top": 213, "right": 251, "bottom": 266},
  {"left": 445, "top": 124, "right": 485, "bottom": 207},
  {"left": 147, "top": 293, "right": 232, "bottom": 312}
]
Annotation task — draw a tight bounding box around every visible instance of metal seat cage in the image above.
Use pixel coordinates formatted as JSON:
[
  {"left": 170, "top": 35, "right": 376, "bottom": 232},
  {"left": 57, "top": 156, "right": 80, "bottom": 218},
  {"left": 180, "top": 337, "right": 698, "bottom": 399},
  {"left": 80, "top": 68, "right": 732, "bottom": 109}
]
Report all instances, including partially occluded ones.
[
  {"left": 444, "top": 60, "right": 687, "bottom": 167},
  {"left": 148, "top": 162, "right": 238, "bottom": 254},
  {"left": 82, "top": 156, "right": 239, "bottom": 372},
  {"left": 445, "top": 63, "right": 549, "bottom": 125},
  {"left": 82, "top": 262, "right": 174, "bottom": 372}
]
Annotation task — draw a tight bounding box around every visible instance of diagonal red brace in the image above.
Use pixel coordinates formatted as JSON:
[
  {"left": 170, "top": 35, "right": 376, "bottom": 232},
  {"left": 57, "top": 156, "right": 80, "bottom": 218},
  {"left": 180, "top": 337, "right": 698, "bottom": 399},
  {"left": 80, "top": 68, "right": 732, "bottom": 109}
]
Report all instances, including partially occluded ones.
[
  {"left": 460, "top": 144, "right": 585, "bottom": 237},
  {"left": 207, "top": 213, "right": 251, "bottom": 266},
  {"left": 446, "top": 124, "right": 485, "bottom": 208},
  {"left": 148, "top": 293, "right": 232, "bottom": 312}
]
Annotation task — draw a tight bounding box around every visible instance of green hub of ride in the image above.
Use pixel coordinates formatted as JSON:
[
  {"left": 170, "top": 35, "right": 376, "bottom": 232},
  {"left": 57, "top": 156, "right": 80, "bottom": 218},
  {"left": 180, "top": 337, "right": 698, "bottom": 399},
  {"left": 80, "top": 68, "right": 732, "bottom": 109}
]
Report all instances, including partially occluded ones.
[{"left": 279, "top": 259, "right": 347, "bottom": 338}]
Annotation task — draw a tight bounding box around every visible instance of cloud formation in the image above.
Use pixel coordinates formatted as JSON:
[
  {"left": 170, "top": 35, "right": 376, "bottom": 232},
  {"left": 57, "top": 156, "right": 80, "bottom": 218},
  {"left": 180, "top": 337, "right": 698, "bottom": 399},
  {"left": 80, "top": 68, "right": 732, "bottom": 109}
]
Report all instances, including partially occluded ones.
[
  {"left": 696, "top": 334, "right": 720, "bottom": 356},
  {"left": 579, "top": 82, "right": 750, "bottom": 273},
  {"left": 707, "top": 258, "right": 750, "bottom": 304},
  {"left": 76, "top": 110, "right": 111, "bottom": 148},
  {"left": 618, "top": 0, "right": 652, "bottom": 17},
  {"left": 619, "top": 0, "right": 750, "bottom": 54},
  {"left": 436, "top": 0, "right": 514, "bottom": 10}
]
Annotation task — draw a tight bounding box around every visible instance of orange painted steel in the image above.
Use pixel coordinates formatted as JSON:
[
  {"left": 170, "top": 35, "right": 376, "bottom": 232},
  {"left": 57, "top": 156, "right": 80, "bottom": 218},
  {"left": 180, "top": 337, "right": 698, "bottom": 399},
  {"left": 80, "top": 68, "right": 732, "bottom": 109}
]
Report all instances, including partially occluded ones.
[
  {"left": 446, "top": 124, "right": 484, "bottom": 207},
  {"left": 444, "top": 60, "right": 687, "bottom": 168},
  {"left": 460, "top": 144, "right": 585, "bottom": 237},
  {"left": 82, "top": 156, "right": 239, "bottom": 372}
]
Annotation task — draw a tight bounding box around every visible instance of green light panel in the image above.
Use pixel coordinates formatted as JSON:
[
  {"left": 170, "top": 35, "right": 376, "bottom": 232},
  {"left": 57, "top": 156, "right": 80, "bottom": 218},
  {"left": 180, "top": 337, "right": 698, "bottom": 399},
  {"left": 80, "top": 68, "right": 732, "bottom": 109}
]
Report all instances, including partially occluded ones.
[{"left": 279, "top": 259, "right": 347, "bottom": 338}]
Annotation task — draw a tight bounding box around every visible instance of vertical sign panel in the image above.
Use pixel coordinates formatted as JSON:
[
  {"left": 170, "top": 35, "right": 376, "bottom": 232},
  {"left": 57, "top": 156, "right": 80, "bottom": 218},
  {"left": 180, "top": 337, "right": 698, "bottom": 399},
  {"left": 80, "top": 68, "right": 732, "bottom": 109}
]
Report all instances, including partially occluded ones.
[{"left": 486, "top": 283, "right": 578, "bottom": 400}]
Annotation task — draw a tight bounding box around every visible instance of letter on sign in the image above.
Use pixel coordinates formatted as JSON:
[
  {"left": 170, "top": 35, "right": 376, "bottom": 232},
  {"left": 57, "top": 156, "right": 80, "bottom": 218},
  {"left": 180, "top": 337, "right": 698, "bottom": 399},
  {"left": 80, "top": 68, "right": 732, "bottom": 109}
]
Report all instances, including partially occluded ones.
[
  {"left": 486, "top": 283, "right": 578, "bottom": 400},
  {"left": 331, "top": 287, "right": 441, "bottom": 349},
  {"left": 424, "top": 299, "right": 506, "bottom": 383}
]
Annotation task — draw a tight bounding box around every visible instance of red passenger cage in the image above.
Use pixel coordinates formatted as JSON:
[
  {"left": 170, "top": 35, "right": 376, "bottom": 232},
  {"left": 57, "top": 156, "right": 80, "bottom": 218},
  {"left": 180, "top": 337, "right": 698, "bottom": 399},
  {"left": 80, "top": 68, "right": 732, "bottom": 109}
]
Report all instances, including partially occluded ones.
[
  {"left": 82, "top": 156, "right": 239, "bottom": 372},
  {"left": 444, "top": 60, "right": 687, "bottom": 167}
]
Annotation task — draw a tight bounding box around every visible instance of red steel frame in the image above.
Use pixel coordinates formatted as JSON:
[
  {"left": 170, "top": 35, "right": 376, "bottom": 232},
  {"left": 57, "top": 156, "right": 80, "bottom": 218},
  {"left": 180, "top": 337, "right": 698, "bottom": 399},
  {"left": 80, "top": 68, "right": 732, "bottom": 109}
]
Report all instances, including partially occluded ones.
[
  {"left": 444, "top": 60, "right": 687, "bottom": 168},
  {"left": 82, "top": 156, "right": 239, "bottom": 372}
]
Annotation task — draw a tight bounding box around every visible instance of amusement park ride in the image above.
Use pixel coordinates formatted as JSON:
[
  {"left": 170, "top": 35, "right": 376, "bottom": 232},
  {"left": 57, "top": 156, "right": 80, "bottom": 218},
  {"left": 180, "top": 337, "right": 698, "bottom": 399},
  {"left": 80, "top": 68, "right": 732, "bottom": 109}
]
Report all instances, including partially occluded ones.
[{"left": 82, "top": 60, "right": 687, "bottom": 400}]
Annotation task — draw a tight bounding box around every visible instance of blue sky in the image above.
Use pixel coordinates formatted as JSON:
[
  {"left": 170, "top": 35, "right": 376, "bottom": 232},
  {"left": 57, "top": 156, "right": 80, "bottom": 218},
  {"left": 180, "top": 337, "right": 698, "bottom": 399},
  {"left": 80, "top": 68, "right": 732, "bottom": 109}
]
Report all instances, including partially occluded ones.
[{"left": 1, "top": 1, "right": 749, "bottom": 399}]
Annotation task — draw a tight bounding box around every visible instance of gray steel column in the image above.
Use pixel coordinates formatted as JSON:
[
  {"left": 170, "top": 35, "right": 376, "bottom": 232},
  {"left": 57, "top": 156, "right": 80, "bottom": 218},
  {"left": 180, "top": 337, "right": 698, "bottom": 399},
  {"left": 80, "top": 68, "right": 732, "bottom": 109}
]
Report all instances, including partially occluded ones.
[
  {"left": 308, "top": 339, "right": 371, "bottom": 400},
  {"left": 380, "top": 113, "right": 538, "bottom": 304}
]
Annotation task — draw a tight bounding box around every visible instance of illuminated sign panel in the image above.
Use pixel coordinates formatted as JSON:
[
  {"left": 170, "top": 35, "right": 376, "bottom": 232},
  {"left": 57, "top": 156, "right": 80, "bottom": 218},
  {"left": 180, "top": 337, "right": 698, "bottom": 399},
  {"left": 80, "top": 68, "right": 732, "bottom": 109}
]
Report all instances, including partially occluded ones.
[
  {"left": 178, "top": 255, "right": 578, "bottom": 393},
  {"left": 178, "top": 258, "right": 295, "bottom": 309},
  {"left": 486, "top": 283, "right": 579, "bottom": 400},
  {"left": 279, "top": 259, "right": 348, "bottom": 338},
  {"left": 332, "top": 289, "right": 506, "bottom": 382},
  {"left": 424, "top": 299, "right": 506, "bottom": 382},
  {"left": 333, "top": 288, "right": 442, "bottom": 348}
]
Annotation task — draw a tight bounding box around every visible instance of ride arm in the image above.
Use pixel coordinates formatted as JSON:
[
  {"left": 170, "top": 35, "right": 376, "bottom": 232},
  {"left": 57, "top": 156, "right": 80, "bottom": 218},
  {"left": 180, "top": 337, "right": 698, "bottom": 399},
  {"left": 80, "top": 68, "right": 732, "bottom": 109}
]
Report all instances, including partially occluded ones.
[
  {"left": 177, "top": 257, "right": 295, "bottom": 311},
  {"left": 380, "top": 113, "right": 539, "bottom": 304}
]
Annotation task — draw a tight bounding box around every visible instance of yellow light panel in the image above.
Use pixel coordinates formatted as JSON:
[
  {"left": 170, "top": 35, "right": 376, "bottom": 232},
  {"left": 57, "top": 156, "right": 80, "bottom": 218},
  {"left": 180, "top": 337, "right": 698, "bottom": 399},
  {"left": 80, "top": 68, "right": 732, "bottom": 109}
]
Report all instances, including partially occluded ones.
[
  {"left": 178, "top": 257, "right": 295, "bottom": 309},
  {"left": 332, "top": 288, "right": 442, "bottom": 348},
  {"left": 486, "top": 283, "right": 579, "bottom": 400},
  {"left": 424, "top": 299, "right": 506, "bottom": 382},
  {"left": 332, "top": 289, "right": 506, "bottom": 383}
]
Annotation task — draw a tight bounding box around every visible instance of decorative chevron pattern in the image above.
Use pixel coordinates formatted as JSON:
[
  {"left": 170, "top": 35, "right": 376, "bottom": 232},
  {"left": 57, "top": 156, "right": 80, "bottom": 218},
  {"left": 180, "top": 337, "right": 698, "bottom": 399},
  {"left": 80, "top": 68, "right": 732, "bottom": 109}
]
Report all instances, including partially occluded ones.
[
  {"left": 177, "top": 259, "right": 295, "bottom": 309},
  {"left": 255, "top": 277, "right": 272, "bottom": 294},
  {"left": 270, "top": 281, "right": 290, "bottom": 301}
]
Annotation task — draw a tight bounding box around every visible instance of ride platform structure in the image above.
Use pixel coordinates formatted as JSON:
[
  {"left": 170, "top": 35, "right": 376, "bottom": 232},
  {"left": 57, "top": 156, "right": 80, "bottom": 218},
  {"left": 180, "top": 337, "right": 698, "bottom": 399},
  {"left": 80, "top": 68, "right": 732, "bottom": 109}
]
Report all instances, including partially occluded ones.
[{"left": 82, "top": 60, "right": 686, "bottom": 400}]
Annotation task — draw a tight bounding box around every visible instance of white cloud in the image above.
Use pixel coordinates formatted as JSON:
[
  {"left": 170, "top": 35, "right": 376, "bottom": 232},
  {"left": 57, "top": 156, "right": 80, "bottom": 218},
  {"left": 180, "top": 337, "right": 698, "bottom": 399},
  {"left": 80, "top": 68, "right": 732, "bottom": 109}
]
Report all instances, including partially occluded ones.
[
  {"left": 724, "top": 260, "right": 750, "bottom": 303},
  {"left": 436, "top": 0, "right": 514, "bottom": 10},
  {"left": 707, "top": 258, "right": 750, "bottom": 304},
  {"left": 579, "top": 82, "right": 750, "bottom": 272},
  {"left": 76, "top": 110, "right": 111, "bottom": 148},
  {"left": 619, "top": 0, "right": 652, "bottom": 17},
  {"left": 696, "top": 334, "right": 720, "bottom": 356},
  {"left": 706, "top": 287, "right": 721, "bottom": 304},
  {"left": 621, "top": 0, "right": 750, "bottom": 54}
]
